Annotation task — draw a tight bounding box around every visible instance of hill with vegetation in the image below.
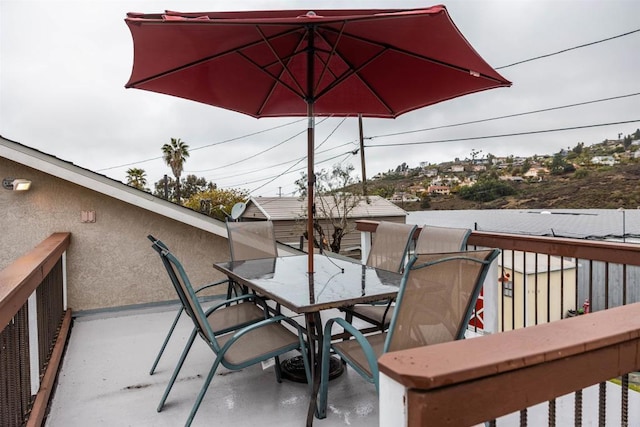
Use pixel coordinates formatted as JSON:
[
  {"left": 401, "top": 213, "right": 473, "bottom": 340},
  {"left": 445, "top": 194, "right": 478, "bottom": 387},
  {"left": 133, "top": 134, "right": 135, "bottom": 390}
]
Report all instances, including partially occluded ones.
[{"left": 364, "top": 131, "right": 640, "bottom": 211}]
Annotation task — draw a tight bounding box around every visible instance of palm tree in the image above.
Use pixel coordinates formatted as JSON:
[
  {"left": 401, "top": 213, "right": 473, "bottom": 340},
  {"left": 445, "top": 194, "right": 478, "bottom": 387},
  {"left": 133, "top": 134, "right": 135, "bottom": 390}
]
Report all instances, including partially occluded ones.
[
  {"left": 125, "top": 168, "right": 147, "bottom": 191},
  {"left": 161, "top": 138, "right": 190, "bottom": 203}
]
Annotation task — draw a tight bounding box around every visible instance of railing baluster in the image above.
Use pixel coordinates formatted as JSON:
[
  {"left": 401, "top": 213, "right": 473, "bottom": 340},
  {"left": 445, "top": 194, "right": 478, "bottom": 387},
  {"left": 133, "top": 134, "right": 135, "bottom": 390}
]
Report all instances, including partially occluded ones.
[
  {"left": 534, "top": 253, "right": 539, "bottom": 325},
  {"left": 511, "top": 250, "right": 516, "bottom": 331},
  {"left": 575, "top": 389, "right": 582, "bottom": 427},
  {"left": 604, "top": 263, "right": 610, "bottom": 310},
  {"left": 560, "top": 256, "right": 565, "bottom": 322},
  {"left": 548, "top": 398, "right": 556, "bottom": 427},
  {"left": 621, "top": 374, "right": 629, "bottom": 427},
  {"left": 598, "top": 382, "right": 606, "bottom": 427}
]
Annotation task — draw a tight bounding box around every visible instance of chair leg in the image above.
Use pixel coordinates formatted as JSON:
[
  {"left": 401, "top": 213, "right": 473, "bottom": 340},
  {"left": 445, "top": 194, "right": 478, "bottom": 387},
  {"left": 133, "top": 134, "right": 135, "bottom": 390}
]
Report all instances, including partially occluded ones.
[
  {"left": 274, "top": 356, "right": 282, "bottom": 383},
  {"left": 157, "top": 328, "right": 197, "bottom": 412},
  {"left": 185, "top": 357, "right": 223, "bottom": 427},
  {"left": 150, "top": 306, "right": 183, "bottom": 375},
  {"left": 317, "top": 336, "right": 332, "bottom": 419}
]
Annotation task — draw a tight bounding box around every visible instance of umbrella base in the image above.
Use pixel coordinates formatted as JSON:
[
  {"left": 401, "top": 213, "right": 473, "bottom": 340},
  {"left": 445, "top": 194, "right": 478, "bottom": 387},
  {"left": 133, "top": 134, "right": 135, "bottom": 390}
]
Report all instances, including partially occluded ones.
[{"left": 280, "top": 355, "right": 344, "bottom": 383}]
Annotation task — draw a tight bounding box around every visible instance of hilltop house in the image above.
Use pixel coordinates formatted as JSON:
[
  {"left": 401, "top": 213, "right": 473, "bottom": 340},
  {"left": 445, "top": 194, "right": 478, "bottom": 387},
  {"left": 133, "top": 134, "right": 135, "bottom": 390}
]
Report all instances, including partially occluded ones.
[
  {"left": 591, "top": 155, "right": 617, "bottom": 166},
  {"left": 427, "top": 185, "right": 451, "bottom": 195}
]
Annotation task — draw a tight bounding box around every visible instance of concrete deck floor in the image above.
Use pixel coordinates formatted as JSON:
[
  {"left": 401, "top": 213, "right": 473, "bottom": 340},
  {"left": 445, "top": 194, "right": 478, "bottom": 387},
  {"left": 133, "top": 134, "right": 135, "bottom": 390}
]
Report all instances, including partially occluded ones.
[{"left": 45, "top": 304, "right": 379, "bottom": 427}]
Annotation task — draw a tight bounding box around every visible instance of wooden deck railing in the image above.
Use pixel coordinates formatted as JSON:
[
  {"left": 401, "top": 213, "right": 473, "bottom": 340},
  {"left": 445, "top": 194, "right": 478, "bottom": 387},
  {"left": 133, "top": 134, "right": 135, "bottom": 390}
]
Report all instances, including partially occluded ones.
[
  {"left": 0, "top": 233, "right": 72, "bottom": 427},
  {"left": 378, "top": 302, "right": 640, "bottom": 426},
  {"left": 356, "top": 220, "right": 640, "bottom": 425}
]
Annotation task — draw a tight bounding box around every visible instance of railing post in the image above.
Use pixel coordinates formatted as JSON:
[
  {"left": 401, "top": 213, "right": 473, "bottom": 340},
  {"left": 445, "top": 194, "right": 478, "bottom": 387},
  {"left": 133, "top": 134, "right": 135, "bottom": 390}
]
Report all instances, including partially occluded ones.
[
  {"left": 379, "top": 372, "right": 407, "bottom": 427},
  {"left": 360, "top": 229, "right": 372, "bottom": 264},
  {"left": 27, "top": 292, "right": 40, "bottom": 395},
  {"left": 62, "top": 251, "right": 68, "bottom": 310},
  {"left": 483, "top": 259, "right": 500, "bottom": 334}
]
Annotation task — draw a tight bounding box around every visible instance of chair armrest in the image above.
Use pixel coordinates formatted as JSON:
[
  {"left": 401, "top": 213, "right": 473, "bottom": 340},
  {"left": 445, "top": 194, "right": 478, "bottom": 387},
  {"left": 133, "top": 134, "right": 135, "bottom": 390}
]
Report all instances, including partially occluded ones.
[
  {"left": 324, "top": 317, "right": 363, "bottom": 340},
  {"left": 323, "top": 317, "right": 380, "bottom": 381},
  {"left": 194, "top": 278, "right": 230, "bottom": 294}
]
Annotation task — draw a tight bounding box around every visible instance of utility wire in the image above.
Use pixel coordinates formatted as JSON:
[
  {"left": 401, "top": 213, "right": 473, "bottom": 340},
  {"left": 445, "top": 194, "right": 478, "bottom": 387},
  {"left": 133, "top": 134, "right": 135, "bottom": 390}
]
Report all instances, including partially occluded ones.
[
  {"left": 187, "top": 116, "right": 333, "bottom": 173},
  {"left": 496, "top": 28, "right": 640, "bottom": 69},
  {"left": 239, "top": 118, "right": 347, "bottom": 194},
  {"left": 366, "top": 92, "right": 640, "bottom": 140},
  {"left": 96, "top": 117, "right": 307, "bottom": 172},
  {"left": 225, "top": 150, "right": 356, "bottom": 190},
  {"left": 366, "top": 119, "right": 640, "bottom": 148},
  {"left": 209, "top": 140, "right": 356, "bottom": 181}
]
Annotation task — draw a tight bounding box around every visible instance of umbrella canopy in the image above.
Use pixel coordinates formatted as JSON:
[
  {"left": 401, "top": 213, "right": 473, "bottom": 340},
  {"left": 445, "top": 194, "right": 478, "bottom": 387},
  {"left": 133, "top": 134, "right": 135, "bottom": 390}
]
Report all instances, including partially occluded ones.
[{"left": 124, "top": 5, "right": 511, "bottom": 272}]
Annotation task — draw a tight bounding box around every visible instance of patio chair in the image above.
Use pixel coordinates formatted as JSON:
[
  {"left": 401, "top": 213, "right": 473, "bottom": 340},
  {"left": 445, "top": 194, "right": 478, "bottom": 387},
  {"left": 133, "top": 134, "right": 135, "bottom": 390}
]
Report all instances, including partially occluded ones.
[
  {"left": 226, "top": 220, "right": 278, "bottom": 261},
  {"left": 153, "top": 243, "right": 311, "bottom": 427},
  {"left": 147, "top": 235, "right": 266, "bottom": 375},
  {"left": 346, "top": 224, "right": 472, "bottom": 329},
  {"left": 226, "top": 220, "right": 282, "bottom": 310},
  {"left": 317, "top": 249, "right": 500, "bottom": 419},
  {"left": 340, "top": 221, "right": 417, "bottom": 330}
]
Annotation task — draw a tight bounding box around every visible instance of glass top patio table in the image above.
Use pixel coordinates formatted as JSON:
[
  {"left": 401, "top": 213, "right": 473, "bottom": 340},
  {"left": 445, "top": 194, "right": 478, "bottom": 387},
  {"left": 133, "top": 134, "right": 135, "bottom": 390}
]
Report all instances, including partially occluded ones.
[{"left": 213, "top": 254, "right": 402, "bottom": 314}]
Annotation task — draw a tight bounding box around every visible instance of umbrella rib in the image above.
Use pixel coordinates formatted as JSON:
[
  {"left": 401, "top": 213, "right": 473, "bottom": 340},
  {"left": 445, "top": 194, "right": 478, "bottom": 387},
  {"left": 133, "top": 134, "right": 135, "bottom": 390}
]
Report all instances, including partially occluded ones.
[
  {"left": 251, "top": 25, "right": 309, "bottom": 115},
  {"left": 321, "top": 25, "right": 509, "bottom": 85},
  {"left": 126, "top": 24, "right": 306, "bottom": 89},
  {"left": 311, "top": 22, "right": 347, "bottom": 99},
  {"left": 313, "top": 28, "right": 394, "bottom": 114}
]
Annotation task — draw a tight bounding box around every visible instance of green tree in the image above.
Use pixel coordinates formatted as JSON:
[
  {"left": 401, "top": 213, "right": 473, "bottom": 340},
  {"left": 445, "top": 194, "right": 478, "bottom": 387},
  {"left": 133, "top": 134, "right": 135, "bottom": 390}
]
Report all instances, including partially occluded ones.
[
  {"left": 125, "top": 168, "right": 148, "bottom": 191},
  {"left": 458, "top": 177, "right": 515, "bottom": 202},
  {"left": 572, "top": 142, "right": 584, "bottom": 155},
  {"left": 394, "top": 162, "right": 409, "bottom": 174},
  {"left": 370, "top": 184, "right": 395, "bottom": 199},
  {"left": 295, "top": 163, "right": 362, "bottom": 253},
  {"left": 162, "top": 138, "right": 190, "bottom": 204},
  {"left": 183, "top": 187, "right": 248, "bottom": 221},
  {"left": 153, "top": 174, "right": 214, "bottom": 202},
  {"left": 550, "top": 152, "right": 566, "bottom": 175}
]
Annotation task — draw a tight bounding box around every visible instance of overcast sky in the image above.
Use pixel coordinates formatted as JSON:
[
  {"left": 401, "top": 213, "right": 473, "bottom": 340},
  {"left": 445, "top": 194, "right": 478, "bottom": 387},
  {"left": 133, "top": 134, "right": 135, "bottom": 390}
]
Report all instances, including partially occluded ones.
[{"left": 2, "top": 0, "right": 640, "bottom": 198}]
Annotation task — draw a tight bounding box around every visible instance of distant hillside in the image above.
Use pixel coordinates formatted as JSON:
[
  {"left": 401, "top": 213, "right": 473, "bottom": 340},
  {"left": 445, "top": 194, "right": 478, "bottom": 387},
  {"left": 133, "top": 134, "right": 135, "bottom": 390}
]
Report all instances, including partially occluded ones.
[{"left": 373, "top": 163, "right": 640, "bottom": 211}]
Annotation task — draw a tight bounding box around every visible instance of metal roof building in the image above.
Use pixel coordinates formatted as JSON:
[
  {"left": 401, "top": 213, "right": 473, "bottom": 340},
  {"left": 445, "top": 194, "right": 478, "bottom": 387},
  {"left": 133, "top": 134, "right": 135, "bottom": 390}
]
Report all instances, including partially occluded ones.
[{"left": 242, "top": 196, "right": 407, "bottom": 254}]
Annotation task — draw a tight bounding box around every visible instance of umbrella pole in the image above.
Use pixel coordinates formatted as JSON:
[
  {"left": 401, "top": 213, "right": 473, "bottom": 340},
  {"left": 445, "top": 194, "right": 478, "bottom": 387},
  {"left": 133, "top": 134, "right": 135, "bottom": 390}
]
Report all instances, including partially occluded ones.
[
  {"left": 306, "top": 26, "right": 316, "bottom": 275},
  {"left": 307, "top": 104, "right": 315, "bottom": 274}
]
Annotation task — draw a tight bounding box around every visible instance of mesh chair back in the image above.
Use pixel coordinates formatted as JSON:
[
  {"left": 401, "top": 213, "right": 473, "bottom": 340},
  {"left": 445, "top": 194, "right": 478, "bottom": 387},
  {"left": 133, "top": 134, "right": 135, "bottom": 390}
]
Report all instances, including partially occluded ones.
[
  {"left": 227, "top": 221, "right": 278, "bottom": 261},
  {"left": 148, "top": 239, "right": 196, "bottom": 317},
  {"left": 415, "top": 225, "right": 471, "bottom": 254},
  {"left": 157, "top": 247, "right": 220, "bottom": 350},
  {"left": 385, "top": 249, "right": 499, "bottom": 353},
  {"left": 366, "top": 221, "right": 417, "bottom": 272}
]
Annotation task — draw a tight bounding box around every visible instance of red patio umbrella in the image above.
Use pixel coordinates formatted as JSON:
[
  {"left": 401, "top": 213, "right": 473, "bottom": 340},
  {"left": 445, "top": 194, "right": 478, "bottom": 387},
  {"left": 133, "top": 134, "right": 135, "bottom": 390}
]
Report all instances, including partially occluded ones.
[{"left": 124, "top": 5, "right": 511, "bottom": 273}]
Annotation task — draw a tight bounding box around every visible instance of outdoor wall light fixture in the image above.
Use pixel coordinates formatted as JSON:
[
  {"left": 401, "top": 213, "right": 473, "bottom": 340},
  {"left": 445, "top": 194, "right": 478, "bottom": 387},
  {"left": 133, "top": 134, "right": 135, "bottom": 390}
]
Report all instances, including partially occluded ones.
[{"left": 2, "top": 177, "right": 32, "bottom": 191}]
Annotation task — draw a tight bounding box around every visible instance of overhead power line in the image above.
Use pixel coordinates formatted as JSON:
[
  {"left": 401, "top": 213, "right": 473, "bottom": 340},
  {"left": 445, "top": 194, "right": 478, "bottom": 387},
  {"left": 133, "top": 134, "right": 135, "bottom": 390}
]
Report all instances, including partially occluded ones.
[
  {"left": 223, "top": 149, "right": 357, "bottom": 191},
  {"left": 496, "top": 28, "right": 640, "bottom": 69},
  {"left": 96, "top": 117, "right": 307, "bottom": 172},
  {"left": 366, "top": 119, "right": 640, "bottom": 148},
  {"left": 209, "top": 141, "right": 357, "bottom": 181},
  {"left": 367, "top": 92, "right": 640, "bottom": 141}
]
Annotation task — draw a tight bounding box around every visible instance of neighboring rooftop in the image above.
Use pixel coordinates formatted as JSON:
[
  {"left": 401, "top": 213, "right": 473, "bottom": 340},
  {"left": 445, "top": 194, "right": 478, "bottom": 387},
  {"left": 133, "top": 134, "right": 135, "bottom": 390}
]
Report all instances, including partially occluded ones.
[{"left": 243, "top": 196, "right": 407, "bottom": 221}]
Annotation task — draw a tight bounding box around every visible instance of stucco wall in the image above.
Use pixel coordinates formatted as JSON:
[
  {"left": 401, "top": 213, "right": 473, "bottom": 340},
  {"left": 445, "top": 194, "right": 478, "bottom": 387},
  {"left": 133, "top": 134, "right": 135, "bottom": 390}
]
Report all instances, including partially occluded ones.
[{"left": 0, "top": 158, "right": 230, "bottom": 312}]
